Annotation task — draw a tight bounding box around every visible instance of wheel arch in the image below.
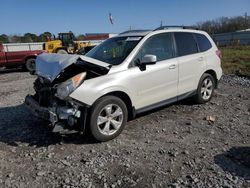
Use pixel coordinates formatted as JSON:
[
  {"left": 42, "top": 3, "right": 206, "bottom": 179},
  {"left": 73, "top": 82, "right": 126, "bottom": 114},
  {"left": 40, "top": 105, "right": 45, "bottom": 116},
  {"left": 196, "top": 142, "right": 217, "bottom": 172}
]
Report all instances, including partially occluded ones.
[
  {"left": 24, "top": 55, "right": 37, "bottom": 63},
  {"left": 204, "top": 69, "right": 218, "bottom": 88},
  {"left": 98, "top": 91, "right": 135, "bottom": 121}
]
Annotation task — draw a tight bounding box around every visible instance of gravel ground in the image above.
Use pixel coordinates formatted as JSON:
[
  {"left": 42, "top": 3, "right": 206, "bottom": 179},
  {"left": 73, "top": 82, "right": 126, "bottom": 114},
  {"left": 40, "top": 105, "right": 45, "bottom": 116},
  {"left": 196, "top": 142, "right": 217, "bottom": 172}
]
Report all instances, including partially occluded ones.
[{"left": 0, "top": 69, "right": 249, "bottom": 188}]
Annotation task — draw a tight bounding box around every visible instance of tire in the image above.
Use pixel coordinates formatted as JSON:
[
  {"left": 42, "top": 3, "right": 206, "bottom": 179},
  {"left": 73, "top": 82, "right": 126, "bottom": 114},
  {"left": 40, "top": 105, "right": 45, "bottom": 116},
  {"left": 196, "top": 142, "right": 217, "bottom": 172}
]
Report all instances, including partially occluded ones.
[
  {"left": 89, "top": 96, "right": 128, "bottom": 142},
  {"left": 194, "top": 73, "right": 216, "bottom": 104},
  {"left": 25, "top": 58, "right": 36, "bottom": 74},
  {"left": 57, "top": 49, "right": 68, "bottom": 54}
]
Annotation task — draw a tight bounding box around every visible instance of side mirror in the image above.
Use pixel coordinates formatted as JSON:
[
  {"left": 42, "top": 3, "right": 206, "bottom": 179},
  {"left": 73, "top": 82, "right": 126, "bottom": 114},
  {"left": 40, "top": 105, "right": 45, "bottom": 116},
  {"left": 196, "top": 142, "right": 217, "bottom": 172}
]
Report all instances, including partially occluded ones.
[
  {"left": 135, "top": 55, "right": 157, "bottom": 71},
  {"left": 141, "top": 55, "right": 157, "bottom": 65}
]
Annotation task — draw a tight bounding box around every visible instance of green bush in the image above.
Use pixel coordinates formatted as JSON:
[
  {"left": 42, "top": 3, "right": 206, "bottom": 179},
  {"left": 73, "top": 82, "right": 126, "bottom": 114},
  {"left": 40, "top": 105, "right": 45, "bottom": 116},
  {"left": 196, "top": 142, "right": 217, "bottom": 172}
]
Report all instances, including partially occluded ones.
[{"left": 220, "top": 46, "right": 250, "bottom": 77}]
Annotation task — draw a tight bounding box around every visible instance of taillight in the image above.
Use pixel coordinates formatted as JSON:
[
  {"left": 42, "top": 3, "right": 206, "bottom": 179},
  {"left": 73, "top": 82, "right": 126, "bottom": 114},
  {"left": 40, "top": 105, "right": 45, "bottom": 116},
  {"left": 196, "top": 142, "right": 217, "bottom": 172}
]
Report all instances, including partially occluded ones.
[{"left": 216, "top": 50, "right": 222, "bottom": 59}]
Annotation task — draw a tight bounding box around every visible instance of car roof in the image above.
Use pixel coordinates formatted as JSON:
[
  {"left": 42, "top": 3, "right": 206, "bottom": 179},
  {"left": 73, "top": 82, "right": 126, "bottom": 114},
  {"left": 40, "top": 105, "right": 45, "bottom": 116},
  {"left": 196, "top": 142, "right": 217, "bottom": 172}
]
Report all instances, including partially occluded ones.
[
  {"left": 118, "top": 30, "right": 152, "bottom": 37},
  {"left": 117, "top": 26, "right": 205, "bottom": 38}
]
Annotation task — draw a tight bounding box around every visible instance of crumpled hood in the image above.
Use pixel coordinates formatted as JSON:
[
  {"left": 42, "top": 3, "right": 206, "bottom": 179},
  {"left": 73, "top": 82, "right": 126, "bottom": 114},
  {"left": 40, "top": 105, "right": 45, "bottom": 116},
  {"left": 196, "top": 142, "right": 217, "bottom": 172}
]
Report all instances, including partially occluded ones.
[{"left": 36, "top": 53, "right": 110, "bottom": 82}]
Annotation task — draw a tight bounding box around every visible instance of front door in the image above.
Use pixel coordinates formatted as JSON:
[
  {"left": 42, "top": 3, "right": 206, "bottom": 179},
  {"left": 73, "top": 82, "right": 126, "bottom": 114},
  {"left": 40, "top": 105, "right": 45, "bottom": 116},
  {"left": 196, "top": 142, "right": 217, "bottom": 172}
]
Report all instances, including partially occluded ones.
[{"left": 128, "top": 33, "right": 178, "bottom": 110}]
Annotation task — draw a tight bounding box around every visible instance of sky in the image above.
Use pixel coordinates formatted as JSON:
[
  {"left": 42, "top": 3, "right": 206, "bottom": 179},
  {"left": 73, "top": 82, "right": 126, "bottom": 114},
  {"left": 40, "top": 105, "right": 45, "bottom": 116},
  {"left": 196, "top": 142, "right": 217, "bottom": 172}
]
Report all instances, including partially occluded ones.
[{"left": 1, "top": 0, "right": 250, "bottom": 35}]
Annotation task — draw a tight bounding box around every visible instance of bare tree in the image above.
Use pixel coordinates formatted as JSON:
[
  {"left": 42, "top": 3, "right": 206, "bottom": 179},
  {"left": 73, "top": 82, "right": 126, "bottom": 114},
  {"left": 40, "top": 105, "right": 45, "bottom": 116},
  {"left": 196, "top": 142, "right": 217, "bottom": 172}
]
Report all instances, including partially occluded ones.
[{"left": 197, "top": 15, "right": 250, "bottom": 34}]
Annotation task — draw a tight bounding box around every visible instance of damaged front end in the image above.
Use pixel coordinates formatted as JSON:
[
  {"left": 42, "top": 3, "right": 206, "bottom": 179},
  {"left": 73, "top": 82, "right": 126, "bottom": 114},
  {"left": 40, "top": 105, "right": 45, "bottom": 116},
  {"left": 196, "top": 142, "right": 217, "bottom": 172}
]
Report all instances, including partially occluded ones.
[
  {"left": 25, "top": 75, "right": 84, "bottom": 132},
  {"left": 25, "top": 53, "right": 110, "bottom": 133}
]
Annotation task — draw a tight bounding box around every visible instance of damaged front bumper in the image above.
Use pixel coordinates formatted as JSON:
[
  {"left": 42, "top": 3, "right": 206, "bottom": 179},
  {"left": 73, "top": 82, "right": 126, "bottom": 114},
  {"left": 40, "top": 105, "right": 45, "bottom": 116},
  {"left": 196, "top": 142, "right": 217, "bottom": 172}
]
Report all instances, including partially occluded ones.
[
  {"left": 25, "top": 95, "right": 84, "bottom": 131},
  {"left": 25, "top": 95, "right": 50, "bottom": 120}
]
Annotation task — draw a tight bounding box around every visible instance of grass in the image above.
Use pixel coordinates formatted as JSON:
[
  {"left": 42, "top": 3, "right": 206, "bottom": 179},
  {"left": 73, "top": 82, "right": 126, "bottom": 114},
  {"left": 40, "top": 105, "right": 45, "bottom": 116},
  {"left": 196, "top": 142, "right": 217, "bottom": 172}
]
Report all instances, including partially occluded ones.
[{"left": 220, "top": 45, "right": 250, "bottom": 77}]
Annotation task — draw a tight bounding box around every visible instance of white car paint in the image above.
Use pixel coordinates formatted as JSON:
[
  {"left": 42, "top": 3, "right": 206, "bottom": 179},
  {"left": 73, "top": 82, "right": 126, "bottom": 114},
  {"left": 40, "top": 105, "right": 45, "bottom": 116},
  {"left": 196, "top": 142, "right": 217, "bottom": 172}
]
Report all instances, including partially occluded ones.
[{"left": 69, "top": 29, "right": 222, "bottom": 111}]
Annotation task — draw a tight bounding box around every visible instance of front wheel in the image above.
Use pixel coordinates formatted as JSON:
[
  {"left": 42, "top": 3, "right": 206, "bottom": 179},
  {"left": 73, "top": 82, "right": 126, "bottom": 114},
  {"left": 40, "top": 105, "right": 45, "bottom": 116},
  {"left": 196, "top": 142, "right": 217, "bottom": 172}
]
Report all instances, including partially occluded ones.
[
  {"left": 89, "top": 96, "right": 128, "bottom": 142},
  {"left": 25, "top": 58, "right": 36, "bottom": 74},
  {"left": 194, "top": 73, "right": 215, "bottom": 104}
]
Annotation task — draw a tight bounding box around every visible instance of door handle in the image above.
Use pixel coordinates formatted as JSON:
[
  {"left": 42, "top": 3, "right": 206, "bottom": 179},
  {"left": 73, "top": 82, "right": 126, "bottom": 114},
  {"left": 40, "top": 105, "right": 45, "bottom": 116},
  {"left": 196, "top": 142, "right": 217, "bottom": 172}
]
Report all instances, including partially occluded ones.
[{"left": 169, "top": 64, "right": 177, "bottom": 70}]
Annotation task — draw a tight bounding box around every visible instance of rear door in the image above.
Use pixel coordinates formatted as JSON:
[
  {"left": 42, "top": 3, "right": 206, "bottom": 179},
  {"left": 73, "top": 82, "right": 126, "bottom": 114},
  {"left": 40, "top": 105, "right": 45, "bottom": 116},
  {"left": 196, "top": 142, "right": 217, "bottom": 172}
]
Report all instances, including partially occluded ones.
[{"left": 174, "top": 32, "right": 206, "bottom": 96}]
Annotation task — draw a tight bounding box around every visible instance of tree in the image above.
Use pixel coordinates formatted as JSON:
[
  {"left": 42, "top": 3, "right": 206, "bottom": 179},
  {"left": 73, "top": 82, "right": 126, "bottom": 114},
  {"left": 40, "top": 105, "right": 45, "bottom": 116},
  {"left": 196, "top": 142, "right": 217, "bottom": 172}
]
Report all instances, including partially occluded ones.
[
  {"left": 0, "top": 34, "right": 9, "bottom": 43},
  {"left": 9, "top": 35, "right": 22, "bottom": 43},
  {"left": 23, "top": 33, "right": 33, "bottom": 42},
  {"left": 39, "top": 32, "right": 53, "bottom": 42},
  {"left": 197, "top": 15, "right": 250, "bottom": 34},
  {"left": 23, "top": 33, "right": 40, "bottom": 42}
]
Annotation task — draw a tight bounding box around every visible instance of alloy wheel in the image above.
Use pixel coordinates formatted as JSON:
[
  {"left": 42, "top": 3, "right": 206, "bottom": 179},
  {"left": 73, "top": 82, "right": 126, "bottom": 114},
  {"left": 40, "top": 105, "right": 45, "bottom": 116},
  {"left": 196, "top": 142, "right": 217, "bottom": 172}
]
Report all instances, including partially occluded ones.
[
  {"left": 97, "top": 104, "right": 123, "bottom": 136},
  {"left": 201, "top": 78, "right": 213, "bottom": 100}
]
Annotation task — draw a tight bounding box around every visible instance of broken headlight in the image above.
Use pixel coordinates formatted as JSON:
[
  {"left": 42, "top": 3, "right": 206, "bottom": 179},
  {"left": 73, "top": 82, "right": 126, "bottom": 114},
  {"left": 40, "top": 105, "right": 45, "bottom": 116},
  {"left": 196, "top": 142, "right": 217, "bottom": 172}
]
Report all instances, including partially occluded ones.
[{"left": 56, "top": 72, "right": 86, "bottom": 100}]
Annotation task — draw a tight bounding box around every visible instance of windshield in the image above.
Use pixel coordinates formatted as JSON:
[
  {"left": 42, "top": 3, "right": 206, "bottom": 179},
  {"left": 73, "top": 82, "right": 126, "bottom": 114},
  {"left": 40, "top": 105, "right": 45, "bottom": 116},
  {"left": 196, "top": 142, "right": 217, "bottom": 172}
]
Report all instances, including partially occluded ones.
[{"left": 85, "top": 36, "right": 142, "bottom": 65}]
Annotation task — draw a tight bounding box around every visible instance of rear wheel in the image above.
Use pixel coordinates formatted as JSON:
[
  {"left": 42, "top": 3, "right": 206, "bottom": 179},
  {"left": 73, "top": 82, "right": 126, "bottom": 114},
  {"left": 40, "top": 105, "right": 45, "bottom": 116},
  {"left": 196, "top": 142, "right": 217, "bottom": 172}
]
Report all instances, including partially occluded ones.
[
  {"left": 25, "top": 58, "right": 36, "bottom": 74},
  {"left": 89, "top": 96, "right": 128, "bottom": 142},
  {"left": 57, "top": 49, "right": 68, "bottom": 54},
  {"left": 194, "top": 73, "right": 215, "bottom": 104}
]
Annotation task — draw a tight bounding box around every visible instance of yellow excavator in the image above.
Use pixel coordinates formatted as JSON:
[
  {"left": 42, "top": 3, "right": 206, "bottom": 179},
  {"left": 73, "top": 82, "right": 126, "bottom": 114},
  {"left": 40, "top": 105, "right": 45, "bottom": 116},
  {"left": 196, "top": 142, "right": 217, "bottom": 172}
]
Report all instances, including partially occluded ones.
[{"left": 44, "top": 32, "right": 95, "bottom": 54}]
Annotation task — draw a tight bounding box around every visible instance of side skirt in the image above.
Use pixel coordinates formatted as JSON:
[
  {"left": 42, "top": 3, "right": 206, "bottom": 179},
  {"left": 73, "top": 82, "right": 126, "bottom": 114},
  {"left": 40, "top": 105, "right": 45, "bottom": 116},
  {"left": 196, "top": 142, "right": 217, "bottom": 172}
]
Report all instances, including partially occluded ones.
[{"left": 135, "top": 90, "right": 196, "bottom": 115}]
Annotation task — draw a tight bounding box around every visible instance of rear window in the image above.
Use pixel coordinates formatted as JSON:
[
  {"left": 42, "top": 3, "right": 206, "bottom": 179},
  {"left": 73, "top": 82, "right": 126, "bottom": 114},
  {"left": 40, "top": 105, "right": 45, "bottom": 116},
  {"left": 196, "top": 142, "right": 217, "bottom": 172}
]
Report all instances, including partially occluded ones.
[
  {"left": 174, "top": 32, "right": 198, "bottom": 56},
  {"left": 195, "top": 33, "right": 212, "bottom": 52}
]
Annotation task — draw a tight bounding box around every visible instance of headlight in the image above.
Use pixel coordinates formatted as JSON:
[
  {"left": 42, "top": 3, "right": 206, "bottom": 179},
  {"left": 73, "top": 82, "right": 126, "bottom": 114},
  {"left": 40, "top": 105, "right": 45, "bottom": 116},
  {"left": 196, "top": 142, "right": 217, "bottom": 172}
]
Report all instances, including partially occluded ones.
[{"left": 56, "top": 72, "right": 86, "bottom": 100}]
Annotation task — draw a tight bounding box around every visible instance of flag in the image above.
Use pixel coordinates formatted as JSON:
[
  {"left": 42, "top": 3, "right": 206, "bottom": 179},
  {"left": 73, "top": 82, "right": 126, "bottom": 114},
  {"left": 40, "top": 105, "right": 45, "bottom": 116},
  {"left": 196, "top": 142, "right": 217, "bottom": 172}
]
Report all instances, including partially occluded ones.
[{"left": 109, "top": 13, "right": 114, "bottom": 25}]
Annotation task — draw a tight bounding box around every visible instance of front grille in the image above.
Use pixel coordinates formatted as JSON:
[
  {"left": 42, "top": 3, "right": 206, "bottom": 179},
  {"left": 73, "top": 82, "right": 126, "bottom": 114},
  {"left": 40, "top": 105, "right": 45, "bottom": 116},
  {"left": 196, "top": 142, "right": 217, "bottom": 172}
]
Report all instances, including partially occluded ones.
[{"left": 34, "top": 78, "right": 55, "bottom": 107}]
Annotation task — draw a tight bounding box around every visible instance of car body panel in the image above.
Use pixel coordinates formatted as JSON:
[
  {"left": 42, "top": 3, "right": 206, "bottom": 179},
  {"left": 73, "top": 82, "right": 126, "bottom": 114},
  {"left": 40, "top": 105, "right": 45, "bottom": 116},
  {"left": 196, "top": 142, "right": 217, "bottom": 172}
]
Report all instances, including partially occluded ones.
[
  {"left": 70, "top": 56, "right": 178, "bottom": 109},
  {"left": 202, "top": 32, "right": 223, "bottom": 80},
  {"left": 36, "top": 53, "right": 81, "bottom": 81},
  {"left": 177, "top": 52, "right": 206, "bottom": 95},
  {"left": 70, "top": 29, "right": 221, "bottom": 110},
  {"left": 126, "top": 61, "right": 178, "bottom": 109},
  {"left": 36, "top": 53, "right": 110, "bottom": 82}
]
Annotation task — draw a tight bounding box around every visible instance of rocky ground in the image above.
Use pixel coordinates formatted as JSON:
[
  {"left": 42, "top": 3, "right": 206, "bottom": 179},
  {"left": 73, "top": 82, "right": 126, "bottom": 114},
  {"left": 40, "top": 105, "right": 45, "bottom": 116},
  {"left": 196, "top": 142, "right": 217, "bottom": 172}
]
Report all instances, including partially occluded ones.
[{"left": 0, "top": 69, "right": 249, "bottom": 188}]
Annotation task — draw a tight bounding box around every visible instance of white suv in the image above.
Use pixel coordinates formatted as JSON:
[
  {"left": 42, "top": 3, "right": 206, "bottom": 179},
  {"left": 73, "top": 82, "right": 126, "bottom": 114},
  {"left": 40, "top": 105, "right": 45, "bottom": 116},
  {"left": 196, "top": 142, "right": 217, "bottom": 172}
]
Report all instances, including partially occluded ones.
[{"left": 25, "top": 26, "right": 222, "bottom": 141}]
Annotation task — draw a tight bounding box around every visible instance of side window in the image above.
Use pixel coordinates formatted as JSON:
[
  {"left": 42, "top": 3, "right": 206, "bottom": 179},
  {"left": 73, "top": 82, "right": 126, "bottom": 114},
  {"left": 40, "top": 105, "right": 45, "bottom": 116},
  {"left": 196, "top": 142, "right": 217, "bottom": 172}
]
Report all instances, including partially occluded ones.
[
  {"left": 174, "top": 32, "right": 198, "bottom": 56},
  {"left": 195, "top": 33, "right": 212, "bottom": 52},
  {"left": 132, "top": 33, "right": 175, "bottom": 66}
]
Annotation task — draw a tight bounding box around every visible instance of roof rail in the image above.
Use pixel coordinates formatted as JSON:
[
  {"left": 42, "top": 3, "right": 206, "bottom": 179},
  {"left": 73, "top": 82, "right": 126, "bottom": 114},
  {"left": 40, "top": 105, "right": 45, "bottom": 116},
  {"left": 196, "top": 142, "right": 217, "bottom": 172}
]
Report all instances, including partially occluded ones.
[
  {"left": 119, "top": 29, "right": 151, "bottom": 35},
  {"left": 154, "top": 25, "right": 199, "bottom": 31}
]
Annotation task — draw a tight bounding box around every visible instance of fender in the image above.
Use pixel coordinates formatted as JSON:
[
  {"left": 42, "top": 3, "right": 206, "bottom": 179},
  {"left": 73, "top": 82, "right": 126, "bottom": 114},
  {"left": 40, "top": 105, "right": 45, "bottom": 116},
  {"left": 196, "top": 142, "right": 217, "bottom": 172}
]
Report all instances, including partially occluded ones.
[
  {"left": 69, "top": 64, "right": 137, "bottom": 107},
  {"left": 70, "top": 77, "right": 134, "bottom": 107}
]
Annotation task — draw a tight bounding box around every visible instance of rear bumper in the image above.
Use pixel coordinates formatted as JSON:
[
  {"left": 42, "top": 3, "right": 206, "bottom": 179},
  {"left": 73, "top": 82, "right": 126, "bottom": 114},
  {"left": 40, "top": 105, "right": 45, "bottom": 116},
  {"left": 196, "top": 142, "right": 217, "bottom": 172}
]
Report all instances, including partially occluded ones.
[
  {"left": 217, "top": 66, "right": 223, "bottom": 80},
  {"left": 216, "top": 67, "right": 223, "bottom": 89}
]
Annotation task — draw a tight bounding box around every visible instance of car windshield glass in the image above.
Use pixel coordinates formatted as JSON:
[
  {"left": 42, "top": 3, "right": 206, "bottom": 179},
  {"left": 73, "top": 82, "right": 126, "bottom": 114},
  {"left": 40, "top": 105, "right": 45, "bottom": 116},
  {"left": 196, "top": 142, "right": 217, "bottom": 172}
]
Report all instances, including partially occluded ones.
[{"left": 85, "top": 36, "right": 142, "bottom": 65}]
